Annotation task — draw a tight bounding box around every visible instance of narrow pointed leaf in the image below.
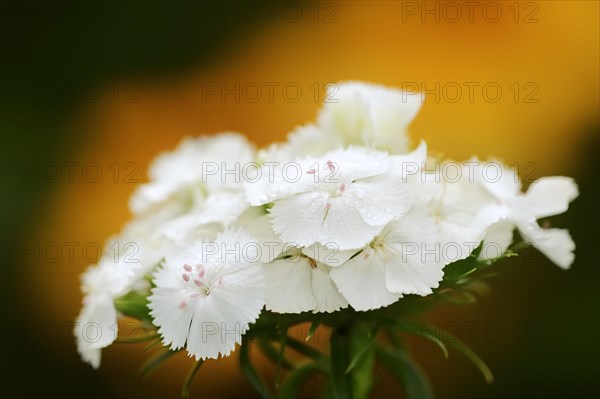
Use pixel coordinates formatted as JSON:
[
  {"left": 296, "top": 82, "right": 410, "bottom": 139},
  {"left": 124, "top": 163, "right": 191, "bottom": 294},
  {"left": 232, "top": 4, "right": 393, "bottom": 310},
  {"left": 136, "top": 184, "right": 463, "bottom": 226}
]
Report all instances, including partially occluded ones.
[
  {"left": 240, "top": 336, "right": 272, "bottom": 399},
  {"left": 376, "top": 345, "right": 434, "bottom": 399},
  {"left": 144, "top": 338, "right": 163, "bottom": 352},
  {"left": 345, "top": 340, "right": 374, "bottom": 373},
  {"left": 138, "top": 349, "right": 177, "bottom": 380},
  {"left": 115, "top": 333, "right": 159, "bottom": 344},
  {"left": 306, "top": 319, "right": 320, "bottom": 341},
  {"left": 276, "top": 362, "right": 325, "bottom": 399},
  {"left": 399, "top": 326, "right": 448, "bottom": 359},
  {"left": 256, "top": 339, "right": 292, "bottom": 371},
  {"left": 286, "top": 338, "right": 324, "bottom": 360},
  {"left": 182, "top": 359, "right": 204, "bottom": 399},
  {"left": 442, "top": 332, "right": 494, "bottom": 384}
]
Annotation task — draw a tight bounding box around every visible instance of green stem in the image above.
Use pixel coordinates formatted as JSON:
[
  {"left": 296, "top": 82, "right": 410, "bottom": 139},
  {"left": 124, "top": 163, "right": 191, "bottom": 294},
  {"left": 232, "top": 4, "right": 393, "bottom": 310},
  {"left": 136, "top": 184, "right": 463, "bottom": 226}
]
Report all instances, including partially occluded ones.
[
  {"left": 330, "top": 325, "right": 352, "bottom": 399},
  {"left": 329, "top": 322, "right": 375, "bottom": 399},
  {"left": 348, "top": 323, "right": 376, "bottom": 399}
]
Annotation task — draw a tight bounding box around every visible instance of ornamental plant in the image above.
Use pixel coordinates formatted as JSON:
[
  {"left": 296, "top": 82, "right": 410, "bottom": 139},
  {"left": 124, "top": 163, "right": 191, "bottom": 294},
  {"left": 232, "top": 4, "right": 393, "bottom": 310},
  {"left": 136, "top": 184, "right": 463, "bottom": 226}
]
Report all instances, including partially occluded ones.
[{"left": 75, "top": 81, "right": 578, "bottom": 398}]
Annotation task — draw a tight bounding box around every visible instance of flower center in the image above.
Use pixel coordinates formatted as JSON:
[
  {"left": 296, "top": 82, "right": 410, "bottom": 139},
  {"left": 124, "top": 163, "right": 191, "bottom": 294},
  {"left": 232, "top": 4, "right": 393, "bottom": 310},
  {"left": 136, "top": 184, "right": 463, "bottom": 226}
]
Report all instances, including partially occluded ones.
[
  {"left": 178, "top": 263, "right": 222, "bottom": 309},
  {"left": 324, "top": 182, "right": 346, "bottom": 213}
]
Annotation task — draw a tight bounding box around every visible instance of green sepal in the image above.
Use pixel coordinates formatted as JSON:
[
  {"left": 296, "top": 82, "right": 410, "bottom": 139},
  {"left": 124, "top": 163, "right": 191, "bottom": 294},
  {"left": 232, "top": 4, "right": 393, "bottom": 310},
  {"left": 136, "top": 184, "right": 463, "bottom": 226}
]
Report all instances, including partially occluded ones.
[{"left": 114, "top": 291, "right": 152, "bottom": 322}]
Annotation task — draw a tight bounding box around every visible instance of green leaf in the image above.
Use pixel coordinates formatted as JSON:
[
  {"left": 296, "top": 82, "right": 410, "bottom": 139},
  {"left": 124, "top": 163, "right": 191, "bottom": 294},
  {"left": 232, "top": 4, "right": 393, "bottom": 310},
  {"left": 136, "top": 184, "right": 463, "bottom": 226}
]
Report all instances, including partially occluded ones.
[
  {"left": 345, "top": 341, "right": 374, "bottom": 374},
  {"left": 286, "top": 338, "right": 324, "bottom": 360},
  {"left": 442, "top": 244, "right": 483, "bottom": 282},
  {"left": 276, "top": 362, "right": 325, "bottom": 399},
  {"left": 377, "top": 344, "right": 434, "bottom": 399},
  {"left": 182, "top": 359, "right": 204, "bottom": 399},
  {"left": 306, "top": 319, "right": 320, "bottom": 342},
  {"left": 256, "top": 339, "right": 292, "bottom": 371},
  {"left": 398, "top": 324, "right": 448, "bottom": 359},
  {"left": 437, "top": 288, "right": 478, "bottom": 305},
  {"left": 348, "top": 323, "right": 376, "bottom": 399},
  {"left": 115, "top": 333, "right": 159, "bottom": 344},
  {"left": 478, "top": 249, "right": 518, "bottom": 266},
  {"left": 442, "top": 331, "right": 494, "bottom": 384},
  {"left": 275, "top": 337, "right": 288, "bottom": 389},
  {"left": 144, "top": 338, "right": 163, "bottom": 352},
  {"left": 240, "top": 336, "right": 272, "bottom": 399},
  {"left": 329, "top": 329, "right": 351, "bottom": 399},
  {"left": 138, "top": 349, "right": 178, "bottom": 380}
]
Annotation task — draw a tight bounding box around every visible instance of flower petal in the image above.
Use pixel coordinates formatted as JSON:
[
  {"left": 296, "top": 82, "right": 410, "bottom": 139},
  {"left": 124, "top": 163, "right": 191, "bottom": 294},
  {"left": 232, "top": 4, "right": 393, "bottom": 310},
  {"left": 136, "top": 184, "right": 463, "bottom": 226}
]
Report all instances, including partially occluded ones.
[
  {"left": 345, "top": 174, "right": 411, "bottom": 227},
  {"left": 235, "top": 207, "right": 285, "bottom": 263},
  {"left": 330, "top": 251, "right": 401, "bottom": 311},
  {"left": 311, "top": 262, "right": 348, "bottom": 313},
  {"left": 383, "top": 208, "right": 445, "bottom": 295},
  {"left": 524, "top": 176, "right": 579, "bottom": 219},
  {"left": 479, "top": 219, "right": 514, "bottom": 261},
  {"left": 76, "top": 294, "right": 118, "bottom": 350},
  {"left": 301, "top": 243, "right": 357, "bottom": 267},
  {"left": 391, "top": 140, "right": 428, "bottom": 177},
  {"left": 519, "top": 222, "right": 575, "bottom": 269},
  {"left": 317, "top": 81, "right": 422, "bottom": 153},
  {"left": 264, "top": 257, "right": 317, "bottom": 313}
]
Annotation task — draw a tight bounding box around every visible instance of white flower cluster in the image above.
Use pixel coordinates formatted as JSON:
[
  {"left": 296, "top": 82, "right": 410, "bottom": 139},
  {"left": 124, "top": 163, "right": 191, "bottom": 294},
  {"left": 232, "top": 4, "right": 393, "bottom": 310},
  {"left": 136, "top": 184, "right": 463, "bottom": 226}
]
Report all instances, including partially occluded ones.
[{"left": 75, "top": 81, "right": 578, "bottom": 368}]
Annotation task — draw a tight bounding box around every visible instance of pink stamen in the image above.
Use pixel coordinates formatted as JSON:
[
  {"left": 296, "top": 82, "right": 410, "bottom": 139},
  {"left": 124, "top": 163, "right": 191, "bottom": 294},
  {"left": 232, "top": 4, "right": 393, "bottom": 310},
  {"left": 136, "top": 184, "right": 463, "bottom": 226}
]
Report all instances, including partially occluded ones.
[
  {"left": 182, "top": 273, "right": 190, "bottom": 282},
  {"left": 339, "top": 183, "right": 346, "bottom": 193},
  {"left": 178, "top": 301, "right": 187, "bottom": 309},
  {"left": 325, "top": 202, "right": 331, "bottom": 210},
  {"left": 194, "top": 279, "right": 204, "bottom": 287},
  {"left": 183, "top": 264, "right": 192, "bottom": 272},
  {"left": 307, "top": 169, "right": 316, "bottom": 175},
  {"left": 326, "top": 160, "right": 335, "bottom": 172},
  {"left": 190, "top": 292, "right": 201, "bottom": 299},
  {"left": 198, "top": 269, "right": 206, "bottom": 278}
]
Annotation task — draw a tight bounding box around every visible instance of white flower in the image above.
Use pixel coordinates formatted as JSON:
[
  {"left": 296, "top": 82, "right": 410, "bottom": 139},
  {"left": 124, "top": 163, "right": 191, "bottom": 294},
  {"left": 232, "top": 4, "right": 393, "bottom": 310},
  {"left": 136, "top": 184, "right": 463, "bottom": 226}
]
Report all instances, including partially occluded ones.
[
  {"left": 75, "top": 255, "right": 136, "bottom": 368},
  {"left": 476, "top": 162, "right": 579, "bottom": 268},
  {"left": 316, "top": 81, "right": 422, "bottom": 154},
  {"left": 233, "top": 206, "right": 286, "bottom": 263},
  {"left": 258, "top": 124, "right": 344, "bottom": 163},
  {"left": 264, "top": 247, "right": 347, "bottom": 314},
  {"left": 409, "top": 161, "right": 495, "bottom": 263},
  {"left": 478, "top": 219, "right": 515, "bottom": 261},
  {"left": 130, "top": 133, "right": 254, "bottom": 241},
  {"left": 148, "top": 229, "right": 265, "bottom": 360},
  {"left": 75, "top": 293, "right": 116, "bottom": 369},
  {"left": 75, "top": 213, "right": 181, "bottom": 368},
  {"left": 246, "top": 146, "right": 415, "bottom": 251},
  {"left": 328, "top": 206, "right": 444, "bottom": 311}
]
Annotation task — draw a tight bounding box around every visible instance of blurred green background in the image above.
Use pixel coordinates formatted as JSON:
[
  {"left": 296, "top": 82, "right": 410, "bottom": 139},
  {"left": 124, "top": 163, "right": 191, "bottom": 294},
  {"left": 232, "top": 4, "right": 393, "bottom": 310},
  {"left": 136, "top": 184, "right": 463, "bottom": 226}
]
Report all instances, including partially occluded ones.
[{"left": 1, "top": 1, "right": 598, "bottom": 398}]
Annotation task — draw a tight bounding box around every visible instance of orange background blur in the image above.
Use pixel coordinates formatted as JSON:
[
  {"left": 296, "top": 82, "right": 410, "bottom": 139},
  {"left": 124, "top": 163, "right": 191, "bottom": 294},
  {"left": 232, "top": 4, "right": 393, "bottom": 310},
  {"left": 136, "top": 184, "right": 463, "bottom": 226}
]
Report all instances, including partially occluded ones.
[{"left": 2, "top": 1, "right": 598, "bottom": 398}]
